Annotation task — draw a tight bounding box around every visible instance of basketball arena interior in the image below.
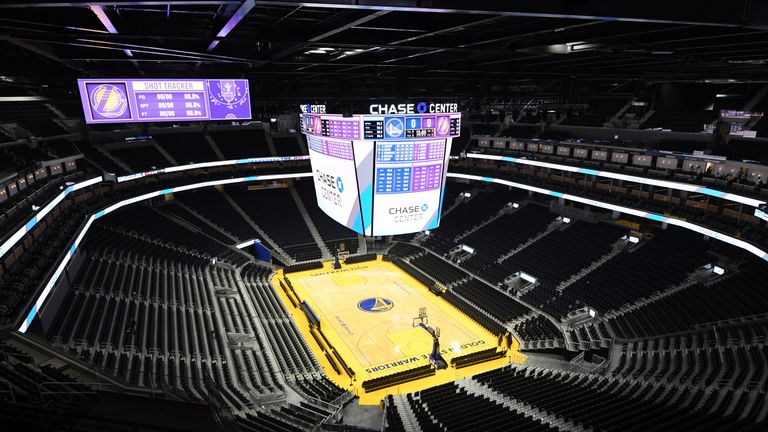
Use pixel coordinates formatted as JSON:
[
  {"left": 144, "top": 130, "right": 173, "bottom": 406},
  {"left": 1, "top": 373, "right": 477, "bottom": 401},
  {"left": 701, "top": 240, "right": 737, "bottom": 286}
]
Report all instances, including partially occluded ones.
[{"left": 2, "top": 2, "right": 768, "bottom": 431}]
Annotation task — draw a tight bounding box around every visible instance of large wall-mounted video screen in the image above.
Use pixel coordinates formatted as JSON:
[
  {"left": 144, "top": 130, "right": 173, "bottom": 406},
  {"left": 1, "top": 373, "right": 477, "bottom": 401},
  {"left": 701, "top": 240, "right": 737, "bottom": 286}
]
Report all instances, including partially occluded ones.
[{"left": 77, "top": 78, "right": 251, "bottom": 123}]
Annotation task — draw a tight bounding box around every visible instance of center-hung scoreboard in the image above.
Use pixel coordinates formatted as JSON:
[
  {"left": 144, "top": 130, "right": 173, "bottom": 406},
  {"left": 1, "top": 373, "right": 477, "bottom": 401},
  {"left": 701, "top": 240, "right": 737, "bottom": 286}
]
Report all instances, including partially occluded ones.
[{"left": 300, "top": 102, "right": 461, "bottom": 236}]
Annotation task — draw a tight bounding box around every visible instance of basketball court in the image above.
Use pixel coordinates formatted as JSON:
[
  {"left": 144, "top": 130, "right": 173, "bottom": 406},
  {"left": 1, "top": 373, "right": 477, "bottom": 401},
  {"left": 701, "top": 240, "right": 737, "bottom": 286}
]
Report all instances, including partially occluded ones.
[{"left": 272, "top": 256, "right": 526, "bottom": 404}]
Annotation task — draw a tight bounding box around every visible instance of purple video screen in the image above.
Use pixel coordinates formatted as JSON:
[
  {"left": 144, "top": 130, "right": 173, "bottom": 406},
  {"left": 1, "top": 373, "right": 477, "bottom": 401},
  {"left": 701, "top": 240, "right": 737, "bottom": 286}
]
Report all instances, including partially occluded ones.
[{"left": 77, "top": 79, "right": 251, "bottom": 124}]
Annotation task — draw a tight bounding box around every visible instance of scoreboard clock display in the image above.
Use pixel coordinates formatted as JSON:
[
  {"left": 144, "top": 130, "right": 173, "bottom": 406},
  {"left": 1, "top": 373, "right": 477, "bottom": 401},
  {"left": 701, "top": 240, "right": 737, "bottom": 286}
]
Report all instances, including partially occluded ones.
[
  {"left": 303, "top": 106, "right": 460, "bottom": 141},
  {"left": 301, "top": 103, "right": 460, "bottom": 236}
]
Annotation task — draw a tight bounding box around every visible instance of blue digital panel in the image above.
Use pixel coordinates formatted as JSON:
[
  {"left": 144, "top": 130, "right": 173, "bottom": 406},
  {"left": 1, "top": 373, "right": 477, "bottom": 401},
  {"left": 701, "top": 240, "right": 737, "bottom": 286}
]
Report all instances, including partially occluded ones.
[
  {"left": 376, "top": 142, "right": 415, "bottom": 163},
  {"left": 375, "top": 167, "right": 412, "bottom": 193},
  {"left": 406, "top": 117, "right": 422, "bottom": 130}
]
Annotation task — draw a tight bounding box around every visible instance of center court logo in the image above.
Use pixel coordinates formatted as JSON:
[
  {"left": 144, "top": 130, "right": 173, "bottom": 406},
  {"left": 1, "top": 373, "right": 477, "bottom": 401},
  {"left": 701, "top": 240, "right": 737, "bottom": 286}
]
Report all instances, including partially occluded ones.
[{"left": 357, "top": 297, "right": 394, "bottom": 312}]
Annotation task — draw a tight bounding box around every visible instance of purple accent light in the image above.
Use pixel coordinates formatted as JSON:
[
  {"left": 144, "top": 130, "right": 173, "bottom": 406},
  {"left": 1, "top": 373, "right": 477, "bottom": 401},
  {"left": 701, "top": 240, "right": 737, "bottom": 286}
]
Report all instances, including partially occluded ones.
[
  {"left": 89, "top": 6, "right": 133, "bottom": 57},
  {"left": 208, "top": 0, "right": 255, "bottom": 51}
]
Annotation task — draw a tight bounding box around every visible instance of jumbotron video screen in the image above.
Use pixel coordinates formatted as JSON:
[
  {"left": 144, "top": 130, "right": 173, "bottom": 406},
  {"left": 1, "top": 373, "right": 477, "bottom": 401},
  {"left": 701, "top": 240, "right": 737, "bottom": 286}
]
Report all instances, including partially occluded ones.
[{"left": 300, "top": 102, "right": 461, "bottom": 236}]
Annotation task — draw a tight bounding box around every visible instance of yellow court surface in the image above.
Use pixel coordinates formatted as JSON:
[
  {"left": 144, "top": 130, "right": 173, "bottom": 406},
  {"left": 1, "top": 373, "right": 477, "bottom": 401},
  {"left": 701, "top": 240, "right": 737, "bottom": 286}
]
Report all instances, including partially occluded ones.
[{"left": 272, "top": 257, "right": 527, "bottom": 404}]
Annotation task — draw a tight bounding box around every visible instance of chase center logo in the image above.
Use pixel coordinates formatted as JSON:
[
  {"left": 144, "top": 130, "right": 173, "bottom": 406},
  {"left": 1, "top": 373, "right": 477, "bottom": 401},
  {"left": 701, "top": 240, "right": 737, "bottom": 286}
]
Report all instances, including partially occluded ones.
[
  {"left": 388, "top": 203, "right": 428, "bottom": 223},
  {"left": 336, "top": 176, "right": 344, "bottom": 193},
  {"left": 316, "top": 170, "right": 344, "bottom": 207},
  {"left": 358, "top": 297, "right": 394, "bottom": 313}
]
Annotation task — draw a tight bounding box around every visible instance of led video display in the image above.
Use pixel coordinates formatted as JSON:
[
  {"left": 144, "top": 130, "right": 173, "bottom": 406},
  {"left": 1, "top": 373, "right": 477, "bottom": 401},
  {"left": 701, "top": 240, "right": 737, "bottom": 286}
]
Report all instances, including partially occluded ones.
[
  {"left": 370, "top": 139, "right": 449, "bottom": 236},
  {"left": 76, "top": 78, "right": 251, "bottom": 123},
  {"left": 307, "top": 135, "right": 365, "bottom": 234},
  {"left": 301, "top": 104, "right": 458, "bottom": 236}
]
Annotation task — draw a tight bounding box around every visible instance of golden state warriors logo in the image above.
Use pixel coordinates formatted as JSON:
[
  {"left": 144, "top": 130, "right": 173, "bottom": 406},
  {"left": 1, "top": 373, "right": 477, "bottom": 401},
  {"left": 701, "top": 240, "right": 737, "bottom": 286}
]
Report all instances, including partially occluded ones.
[
  {"left": 358, "top": 297, "right": 394, "bottom": 313},
  {"left": 384, "top": 117, "right": 404, "bottom": 138},
  {"left": 89, "top": 84, "right": 129, "bottom": 119}
]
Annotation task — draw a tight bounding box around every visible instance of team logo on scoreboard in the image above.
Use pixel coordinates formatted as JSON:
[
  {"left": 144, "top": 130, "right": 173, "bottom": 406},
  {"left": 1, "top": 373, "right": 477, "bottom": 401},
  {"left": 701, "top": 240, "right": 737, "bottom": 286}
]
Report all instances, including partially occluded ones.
[
  {"left": 207, "top": 80, "right": 249, "bottom": 120},
  {"left": 358, "top": 297, "right": 394, "bottom": 313},
  {"left": 312, "top": 116, "right": 322, "bottom": 134},
  {"left": 89, "top": 83, "right": 129, "bottom": 119},
  {"left": 384, "top": 117, "right": 404, "bottom": 138},
  {"left": 435, "top": 115, "right": 451, "bottom": 136}
]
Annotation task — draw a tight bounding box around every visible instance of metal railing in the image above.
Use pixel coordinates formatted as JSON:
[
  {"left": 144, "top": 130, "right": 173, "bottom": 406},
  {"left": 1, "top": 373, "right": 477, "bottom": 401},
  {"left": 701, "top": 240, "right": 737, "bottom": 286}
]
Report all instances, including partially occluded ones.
[
  {"left": 39, "top": 381, "right": 108, "bottom": 405},
  {"left": 320, "top": 391, "right": 355, "bottom": 426},
  {"left": 0, "top": 378, "right": 14, "bottom": 403}
]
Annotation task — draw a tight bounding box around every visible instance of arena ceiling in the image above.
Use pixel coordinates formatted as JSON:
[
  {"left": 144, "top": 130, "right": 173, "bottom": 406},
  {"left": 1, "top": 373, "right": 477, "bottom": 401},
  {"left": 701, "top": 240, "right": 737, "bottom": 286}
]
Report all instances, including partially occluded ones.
[{"left": 1, "top": 1, "right": 768, "bottom": 99}]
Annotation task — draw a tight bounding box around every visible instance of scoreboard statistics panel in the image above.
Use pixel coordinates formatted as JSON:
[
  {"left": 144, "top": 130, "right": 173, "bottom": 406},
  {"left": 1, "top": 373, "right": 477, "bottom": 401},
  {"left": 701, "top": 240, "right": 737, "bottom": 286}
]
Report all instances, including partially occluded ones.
[
  {"left": 76, "top": 78, "right": 251, "bottom": 123},
  {"left": 370, "top": 139, "right": 447, "bottom": 236},
  {"left": 302, "top": 106, "right": 459, "bottom": 236}
]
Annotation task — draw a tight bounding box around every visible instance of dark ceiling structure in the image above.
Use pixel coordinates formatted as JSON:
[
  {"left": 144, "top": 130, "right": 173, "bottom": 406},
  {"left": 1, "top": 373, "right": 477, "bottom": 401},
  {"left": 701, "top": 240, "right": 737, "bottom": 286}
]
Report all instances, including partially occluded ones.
[{"left": 1, "top": 0, "right": 768, "bottom": 101}]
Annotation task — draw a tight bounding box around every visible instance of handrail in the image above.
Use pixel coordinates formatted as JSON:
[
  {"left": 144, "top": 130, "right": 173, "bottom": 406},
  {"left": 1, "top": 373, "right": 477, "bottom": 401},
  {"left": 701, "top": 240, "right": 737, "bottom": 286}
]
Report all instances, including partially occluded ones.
[
  {"left": 0, "top": 175, "right": 102, "bottom": 259},
  {"left": 320, "top": 391, "right": 355, "bottom": 425},
  {"left": 1, "top": 154, "right": 309, "bottom": 261},
  {"left": 6, "top": 147, "right": 762, "bottom": 265},
  {"left": 466, "top": 152, "right": 766, "bottom": 208},
  {"left": 116, "top": 155, "right": 310, "bottom": 183}
]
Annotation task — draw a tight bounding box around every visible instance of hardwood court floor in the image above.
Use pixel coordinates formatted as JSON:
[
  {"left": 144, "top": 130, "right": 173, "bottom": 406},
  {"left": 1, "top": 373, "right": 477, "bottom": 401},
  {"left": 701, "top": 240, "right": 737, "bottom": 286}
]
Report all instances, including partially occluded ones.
[{"left": 272, "top": 257, "right": 526, "bottom": 404}]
